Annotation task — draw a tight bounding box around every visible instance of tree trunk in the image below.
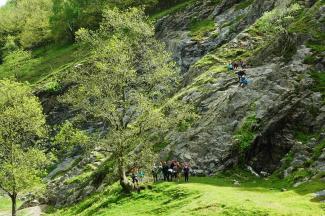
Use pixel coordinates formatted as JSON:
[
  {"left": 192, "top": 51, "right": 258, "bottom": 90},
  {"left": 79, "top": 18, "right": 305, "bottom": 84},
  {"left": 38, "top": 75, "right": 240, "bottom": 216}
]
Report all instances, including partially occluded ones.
[
  {"left": 11, "top": 194, "right": 17, "bottom": 216},
  {"left": 118, "top": 163, "right": 135, "bottom": 193}
]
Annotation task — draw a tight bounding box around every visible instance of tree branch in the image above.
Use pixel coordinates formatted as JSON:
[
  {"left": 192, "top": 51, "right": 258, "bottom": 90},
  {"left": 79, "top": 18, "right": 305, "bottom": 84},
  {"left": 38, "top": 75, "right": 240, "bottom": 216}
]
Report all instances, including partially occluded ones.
[{"left": 0, "top": 184, "right": 11, "bottom": 197}]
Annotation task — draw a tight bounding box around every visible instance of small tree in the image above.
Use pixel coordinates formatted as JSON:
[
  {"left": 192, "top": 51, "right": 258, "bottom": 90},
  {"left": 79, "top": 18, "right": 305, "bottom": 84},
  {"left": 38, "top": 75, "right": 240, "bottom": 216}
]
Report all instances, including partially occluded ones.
[
  {"left": 62, "top": 8, "right": 196, "bottom": 192},
  {"left": 0, "top": 79, "right": 48, "bottom": 216},
  {"left": 53, "top": 120, "right": 90, "bottom": 158}
]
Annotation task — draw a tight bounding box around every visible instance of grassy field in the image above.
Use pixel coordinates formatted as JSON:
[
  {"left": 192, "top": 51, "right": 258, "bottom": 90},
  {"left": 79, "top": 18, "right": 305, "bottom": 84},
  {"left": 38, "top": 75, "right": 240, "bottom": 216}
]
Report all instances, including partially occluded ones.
[
  {"left": 0, "top": 196, "right": 12, "bottom": 212},
  {"left": 47, "top": 174, "right": 324, "bottom": 216},
  {"left": 0, "top": 196, "right": 23, "bottom": 215}
]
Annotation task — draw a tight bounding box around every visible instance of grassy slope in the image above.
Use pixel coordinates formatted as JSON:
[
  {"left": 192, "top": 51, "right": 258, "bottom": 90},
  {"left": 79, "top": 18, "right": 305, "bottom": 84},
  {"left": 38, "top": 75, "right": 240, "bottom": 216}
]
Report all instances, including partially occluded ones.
[
  {"left": 0, "top": 43, "right": 80, "bottom": 84},
  {"left": 48, "top": 174, "right": 324, "bottom": 216},
  {"left": 150, "top": 0, "right": 197, "bottom": 20}
]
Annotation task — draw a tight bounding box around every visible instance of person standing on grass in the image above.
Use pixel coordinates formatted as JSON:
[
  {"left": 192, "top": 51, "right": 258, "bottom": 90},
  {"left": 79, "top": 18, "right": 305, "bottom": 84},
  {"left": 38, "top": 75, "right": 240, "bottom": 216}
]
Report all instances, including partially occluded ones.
[
  {"left": 162, "top": 161, "right": 169, "bottom": 181},
  {"left": 131, "top": 168, "right": 139, "bottom": 185},
  {"left": 152, "top": 164, "right": 159, "bottom": 182},
  {"left": 138, "top": 170, "right": 145, "bottom": 182},
  {"left": 158, "top": 161, "right": 163, "bottom": 181},
  {"left": 169, "top": 160, "right": 176, "bottom": 181},
  {"left": 183, "top": 163, "right": 190, "bottom": 182},
  {"left": 174, "top": 161, "right": 182, "bottom": 182}
]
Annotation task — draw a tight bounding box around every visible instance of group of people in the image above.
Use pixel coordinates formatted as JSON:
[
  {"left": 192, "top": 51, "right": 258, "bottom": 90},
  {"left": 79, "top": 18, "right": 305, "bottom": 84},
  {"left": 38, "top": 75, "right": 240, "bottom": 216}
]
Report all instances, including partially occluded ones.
[
  {"left": 152, "top": 161, "right": 191, "bottom": 183},
  {"left": 227, "top": 61, "right": 250, "bottom": 87},
  {"left": 130, "top": 161, "right": 191, "bottom": 185},
  {"left": 227, "top": 61, "right": 247, "bottom": 71}
]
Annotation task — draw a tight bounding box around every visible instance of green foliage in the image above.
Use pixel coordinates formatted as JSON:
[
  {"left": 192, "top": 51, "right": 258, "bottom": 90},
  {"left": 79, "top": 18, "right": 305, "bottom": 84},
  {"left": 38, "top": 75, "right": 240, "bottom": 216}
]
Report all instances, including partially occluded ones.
[
  {"left": 2, "top": 35, "right": 19, "bottom": 56},
  {"left": 285, "top": 168, "right": 312, "bottom": 183},
  {"left": 62, "top": 7, "right": 196, "bottom": 190},
  {"left": 64, "top": 171, "right": 93, "bottom": 185},
  {"left": 53, "top": 121, "right": 89, "bottom": 157},
  {"left": 0, "top": 49, "right": 38, "bottom": 79},
  {"left": 294, "top": 130, "right": 319, "bottom": 144},
  {"left": 289, "top": 1, "right": 325, "bottom": 47},
  {"left": 0, "top": 0, "right": 53, "bottom": 49},
  {"left": 252, "top": 3, "right": 302, "bottom": 35},
  {"left": 50, "top": 0, "right": 105, "bottom": 41},
  {"left": 43, "top": 80, "right": 62, "bottom": 92},
  {"left": 188, "top": 19, "right": 216, "bottom": 41},
  {"left": 49, "top": 0, "right": 164, "bottom": 42},
  {"left": 312, "top": 139, "right": 325, "bottom": 161},
  {"left": 233, "top": 115, "right": 257, "bottom": 152},
  {"left": 0, "top": 80, "right": 48, "bottom": 215},
  {"left": 303, "top": 55, "right": 318, "bottom": 64}
]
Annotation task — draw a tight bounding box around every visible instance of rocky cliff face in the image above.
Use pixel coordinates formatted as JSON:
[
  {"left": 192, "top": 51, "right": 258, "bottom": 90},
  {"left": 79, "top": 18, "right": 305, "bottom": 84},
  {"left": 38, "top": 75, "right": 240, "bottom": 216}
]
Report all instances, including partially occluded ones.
[
  {"left": 156, "top": 0, "right": 324, "bottom": 178},
  {"left": 40, "top": 0, "right": 324, "bottom": 206},
  {"left": 156, "top": 0, "right": 278, "bottom": 72}
]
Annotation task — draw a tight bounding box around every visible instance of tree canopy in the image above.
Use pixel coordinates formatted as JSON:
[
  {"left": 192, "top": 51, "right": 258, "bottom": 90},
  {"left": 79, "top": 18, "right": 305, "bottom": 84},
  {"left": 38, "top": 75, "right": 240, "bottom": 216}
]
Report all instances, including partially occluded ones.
[
  {"left": 0, "top": 79, "right": 48, "bottom": 216},
  {"left": 62, "top": 7, "right": 196, "bottom": 192}
]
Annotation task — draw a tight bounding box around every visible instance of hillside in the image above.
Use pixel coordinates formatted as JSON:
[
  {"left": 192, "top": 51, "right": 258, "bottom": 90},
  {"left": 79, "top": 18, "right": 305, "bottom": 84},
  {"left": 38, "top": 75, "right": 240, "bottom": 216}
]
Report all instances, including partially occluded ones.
[{"left": 0, "top": 0, "right": 324, "bottom": 216}]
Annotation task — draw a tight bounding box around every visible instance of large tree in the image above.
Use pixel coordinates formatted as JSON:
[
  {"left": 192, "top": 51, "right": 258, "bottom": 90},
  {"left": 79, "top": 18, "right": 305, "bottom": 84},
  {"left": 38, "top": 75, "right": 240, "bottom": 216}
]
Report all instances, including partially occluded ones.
[
  {"left": 0, "top": 80, "right": 48, "bottom": 216},
  {"left": 0, "top": 0, "right": 53, "bottom": 49},
  {"left": 50, "top": 0, "right": 107, "bottom": 41},
  {"left": 62, "top": 8, "right": 195, "bottom": 192}
]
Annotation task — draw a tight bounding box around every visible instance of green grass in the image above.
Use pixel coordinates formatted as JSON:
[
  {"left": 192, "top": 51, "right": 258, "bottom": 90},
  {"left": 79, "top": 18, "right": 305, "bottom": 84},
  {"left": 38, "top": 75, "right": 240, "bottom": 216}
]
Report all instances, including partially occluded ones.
[
  {"left": 235, "top": 0, "right": 255, "bottom": 11},
  {"left": 294, "top": 130, "right": 319, "bottom": 144},
  {"left": 150, "top": 0, "right": 197, "bottom": 20},
  {"left": 0, "top": 196, "right": 12, "bottom": 212},
  {"left": 312, "top": 139, "right": 325, "bottom": 160},
  {"left": 289, "top": 0, "right": 325, "bottom": 59},
  {"left": 64, "top": 171, "right": 93, "bottom": 185},
  {"left": 188, "top": 19, "right": 216, "bottom": 41},
  {"left": 233, "top": 115, "right": 257, "bottom": 152},
  {"left": 0, "top": 43, "right": 80, "bottom": 84},
  {"left": 303, "top": 55, "right": 318, "bottom": 64},
  {"left": 47, "top": 173, "right": 324, "bottom": 216},
  {"left": 0, "top": 196, "right": 22, "bottom": 215},
  {"left": 30, "top": 44, "right": 80, "bottom": 83}
]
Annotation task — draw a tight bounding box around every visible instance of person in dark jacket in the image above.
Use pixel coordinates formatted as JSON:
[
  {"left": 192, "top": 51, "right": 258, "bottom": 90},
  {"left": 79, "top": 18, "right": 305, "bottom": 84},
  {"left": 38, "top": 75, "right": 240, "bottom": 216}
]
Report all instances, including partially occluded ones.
[
  {"left": 236, "top": 70, "right": 246, "bottom": 82},
  {"left": 131, "top": 168, "right": 139, "bottom": 185},
  {"left": 162, "top": 161, "right": 169, "bottom": 181},
  {"left": 183, "top": 163, "right": 190, "bottom": 182}
]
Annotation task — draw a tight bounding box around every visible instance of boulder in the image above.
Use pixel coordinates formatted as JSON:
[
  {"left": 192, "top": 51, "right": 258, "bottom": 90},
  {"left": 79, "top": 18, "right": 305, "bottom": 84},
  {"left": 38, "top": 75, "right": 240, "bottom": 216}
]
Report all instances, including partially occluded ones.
[{"left": 312, "top": 190, "right": 325, "bottom": 202}]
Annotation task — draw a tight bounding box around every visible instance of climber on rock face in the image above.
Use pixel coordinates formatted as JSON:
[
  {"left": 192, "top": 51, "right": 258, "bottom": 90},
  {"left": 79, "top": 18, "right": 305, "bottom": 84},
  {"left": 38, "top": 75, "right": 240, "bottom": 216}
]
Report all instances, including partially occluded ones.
[
  {"left": 239, "top": 75, "right": 249, "bottom": 87},
  {"left": 227, "top": 63, "right": 234, "bottom": 71},
  {"left": 240, "top": 61, "right": 246, "bottom": 68},
  {"left": 236, "top": 70, "right": 246, "bottom": 82},
  {"left": 233, "top": 62, "right": 239, "bottom": 70}
]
